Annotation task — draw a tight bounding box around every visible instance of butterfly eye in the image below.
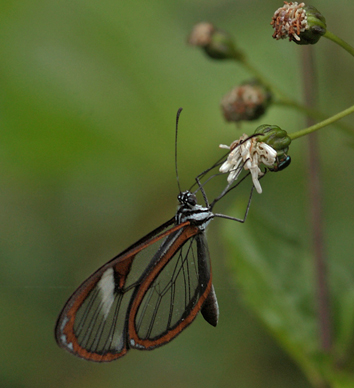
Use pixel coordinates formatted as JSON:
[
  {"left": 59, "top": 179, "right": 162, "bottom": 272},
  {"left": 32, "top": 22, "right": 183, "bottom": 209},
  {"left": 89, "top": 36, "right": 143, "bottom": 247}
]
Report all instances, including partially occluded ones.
[
  {"left": 186, "top": 193, "right": 197, "bottom": 206},
  {"left": 178, "top": 191, "right": 197, "bottom": 207}
]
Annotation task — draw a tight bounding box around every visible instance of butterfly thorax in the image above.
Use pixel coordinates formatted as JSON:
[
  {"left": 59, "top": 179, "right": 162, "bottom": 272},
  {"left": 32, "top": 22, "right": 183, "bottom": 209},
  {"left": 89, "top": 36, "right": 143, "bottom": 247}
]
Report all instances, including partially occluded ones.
[{"left": 176, "top": 191, "right": 214, "bottom": 230}]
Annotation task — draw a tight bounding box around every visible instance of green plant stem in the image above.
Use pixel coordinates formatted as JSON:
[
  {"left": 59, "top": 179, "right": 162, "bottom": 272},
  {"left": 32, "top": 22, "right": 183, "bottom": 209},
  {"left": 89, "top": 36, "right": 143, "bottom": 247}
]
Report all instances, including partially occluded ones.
[
  {"left": 239, "top": 57, "right": 288, "bottom": 100},
  {"left": 324, "top": 30, "right": 354, "bottom": 57},
  {"left": 289, "top": 104, "right": 354, "bottom": 140},
  {"left": 275, "top": 100, "right": 354, "bottom": 136},
  {"left": 276, "top": 99, "right": 322, "bottom": 118},
  {"left": 239, "top": 57, "right": 317, "bottom": 117}
]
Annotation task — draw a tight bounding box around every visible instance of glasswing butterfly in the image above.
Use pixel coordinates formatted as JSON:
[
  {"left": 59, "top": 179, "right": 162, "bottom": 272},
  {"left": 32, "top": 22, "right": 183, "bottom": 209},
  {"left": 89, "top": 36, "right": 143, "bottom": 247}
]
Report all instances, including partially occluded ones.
[{"left": 55, "top": 109, "right": 254, "bottom": 362}]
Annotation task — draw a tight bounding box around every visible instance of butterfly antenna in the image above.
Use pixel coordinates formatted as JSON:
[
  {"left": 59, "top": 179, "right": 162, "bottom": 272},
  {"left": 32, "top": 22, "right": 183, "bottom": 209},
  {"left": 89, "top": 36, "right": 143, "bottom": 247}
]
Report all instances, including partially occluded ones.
[{"left": 175, "top": 108, "right": 183, "bottom": 194}]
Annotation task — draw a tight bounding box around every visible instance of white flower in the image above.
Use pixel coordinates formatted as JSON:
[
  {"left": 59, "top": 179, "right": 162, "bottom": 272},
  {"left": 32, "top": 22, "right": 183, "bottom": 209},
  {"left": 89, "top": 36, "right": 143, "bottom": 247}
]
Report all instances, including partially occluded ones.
[{"left": 219, "top": 134, "right": 277, "bottom": 194}]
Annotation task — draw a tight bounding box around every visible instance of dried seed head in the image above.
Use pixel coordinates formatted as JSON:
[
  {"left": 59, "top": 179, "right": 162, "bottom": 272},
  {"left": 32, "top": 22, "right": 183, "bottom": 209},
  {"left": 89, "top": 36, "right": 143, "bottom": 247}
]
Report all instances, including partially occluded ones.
[
  {"left": 271, "top": 2, "right": 326, "bottom": 45},
  {"left": 271, "top": 2, "right": 307, "bottom": 41},
  {"left": 188, "top": 23, "right": 243, "bottom": 61},
  {"left": 188, "top": 22, "right": 215, "bottom": 47},
  {"left": 221, "top": 80, "right": 272, "bottom": 123}
]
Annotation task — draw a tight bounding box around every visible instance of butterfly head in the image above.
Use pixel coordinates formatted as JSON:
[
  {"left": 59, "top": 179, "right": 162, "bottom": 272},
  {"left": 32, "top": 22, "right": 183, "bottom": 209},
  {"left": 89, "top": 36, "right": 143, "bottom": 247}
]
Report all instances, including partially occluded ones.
[
  {"left": 176, "top": 191, "right": 213, "bottom": 228},
  {"left": 177, "top": 191, "right": 197, "bottom": 208}
]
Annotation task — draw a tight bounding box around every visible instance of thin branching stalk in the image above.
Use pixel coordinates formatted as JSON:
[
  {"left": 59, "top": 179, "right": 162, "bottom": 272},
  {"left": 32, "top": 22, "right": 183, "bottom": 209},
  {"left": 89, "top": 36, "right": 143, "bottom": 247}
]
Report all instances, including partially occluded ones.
[
  {"left": 290, "top": 105, "right": 354, "bottom": 140},
  {"left": 302, "top": 46, "right": 332, "bottom": 353},
  {"left": 324, "top": 31, "right": 354, "bottom": 57}
]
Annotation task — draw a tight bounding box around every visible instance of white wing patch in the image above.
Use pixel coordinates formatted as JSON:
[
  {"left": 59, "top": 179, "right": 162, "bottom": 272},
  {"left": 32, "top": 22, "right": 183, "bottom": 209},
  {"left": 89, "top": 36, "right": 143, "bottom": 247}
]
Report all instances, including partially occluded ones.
[{"left": 97, "top": 267, "right": 115, "bottom": 319}]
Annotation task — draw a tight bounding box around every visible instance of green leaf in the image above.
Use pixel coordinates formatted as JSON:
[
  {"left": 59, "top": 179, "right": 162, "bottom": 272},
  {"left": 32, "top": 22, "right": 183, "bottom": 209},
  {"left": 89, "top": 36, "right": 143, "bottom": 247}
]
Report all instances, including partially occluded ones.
[{"left": 221, "top": 199, "right": 354, "bottom": 387}]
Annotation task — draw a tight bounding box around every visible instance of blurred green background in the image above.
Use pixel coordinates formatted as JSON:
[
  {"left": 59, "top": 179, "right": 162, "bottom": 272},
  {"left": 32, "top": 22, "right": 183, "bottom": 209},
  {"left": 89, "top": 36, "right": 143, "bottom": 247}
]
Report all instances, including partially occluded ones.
[{"left": 1, "top": 1, "right": 354, "bottom": 387}]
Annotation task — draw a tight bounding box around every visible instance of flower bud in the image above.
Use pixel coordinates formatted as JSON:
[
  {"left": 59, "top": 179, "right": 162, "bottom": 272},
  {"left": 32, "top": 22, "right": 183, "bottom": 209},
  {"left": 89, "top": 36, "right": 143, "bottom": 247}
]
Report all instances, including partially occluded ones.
[
  {"left": 221, "top": 80, "right": 272, "bottom": 123},
  {"left": 254, "top": 124, "right": 292, "bottom": 171},
  {"left": 188, "top": 22, "right": 243, "bottom": 60},
  {"left": 271, "top": 2, "right": 326, "bottom": 45}
]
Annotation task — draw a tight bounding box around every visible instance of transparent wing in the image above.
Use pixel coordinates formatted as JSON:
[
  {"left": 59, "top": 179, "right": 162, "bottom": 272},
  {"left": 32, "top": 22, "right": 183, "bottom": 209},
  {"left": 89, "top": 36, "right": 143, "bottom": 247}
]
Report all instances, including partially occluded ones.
[
  {"left": 55, "top": 218, "right": 177, "bottom": 361},
  {"left": 128, "top": 227, "right": 214, "bottom": 350},
  {"left": 55, "top": 219, "right": 216, "bottom": 362}
]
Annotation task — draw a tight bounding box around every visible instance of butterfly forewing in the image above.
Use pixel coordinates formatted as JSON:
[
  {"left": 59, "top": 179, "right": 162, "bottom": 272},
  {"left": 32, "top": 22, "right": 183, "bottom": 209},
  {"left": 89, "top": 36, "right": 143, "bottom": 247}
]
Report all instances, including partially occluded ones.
[
  {"left": 71, "top": 277, "right": 133, "bottom": 357},
  {"left": 55, "top": 219, "right": 213, "bottom": 361}
]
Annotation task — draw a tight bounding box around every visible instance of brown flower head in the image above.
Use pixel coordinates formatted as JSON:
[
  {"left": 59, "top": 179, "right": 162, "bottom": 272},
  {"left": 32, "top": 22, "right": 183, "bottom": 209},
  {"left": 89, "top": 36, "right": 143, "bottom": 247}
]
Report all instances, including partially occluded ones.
[
  {"left": 271, "top": 2, "right": 307, "bottom": 41},
  {"left": 188, "top": 22, "right": 215, "bottom": 47},
  {"left": 188, "top": 22, "right": 243, "bottom": 60},
  {"left": 271, "top": 2, "right": 326, "bottom": 44},
  {"left": 221, "top": 80, "right": 272, "bottom": 123}
]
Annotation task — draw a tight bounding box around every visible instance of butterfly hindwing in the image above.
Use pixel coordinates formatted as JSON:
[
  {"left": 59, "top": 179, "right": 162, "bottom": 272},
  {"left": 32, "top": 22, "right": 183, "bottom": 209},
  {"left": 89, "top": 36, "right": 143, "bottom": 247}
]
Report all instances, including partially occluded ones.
[{"left": 128, "top": 226, "right": 213, "bottom": 349}]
